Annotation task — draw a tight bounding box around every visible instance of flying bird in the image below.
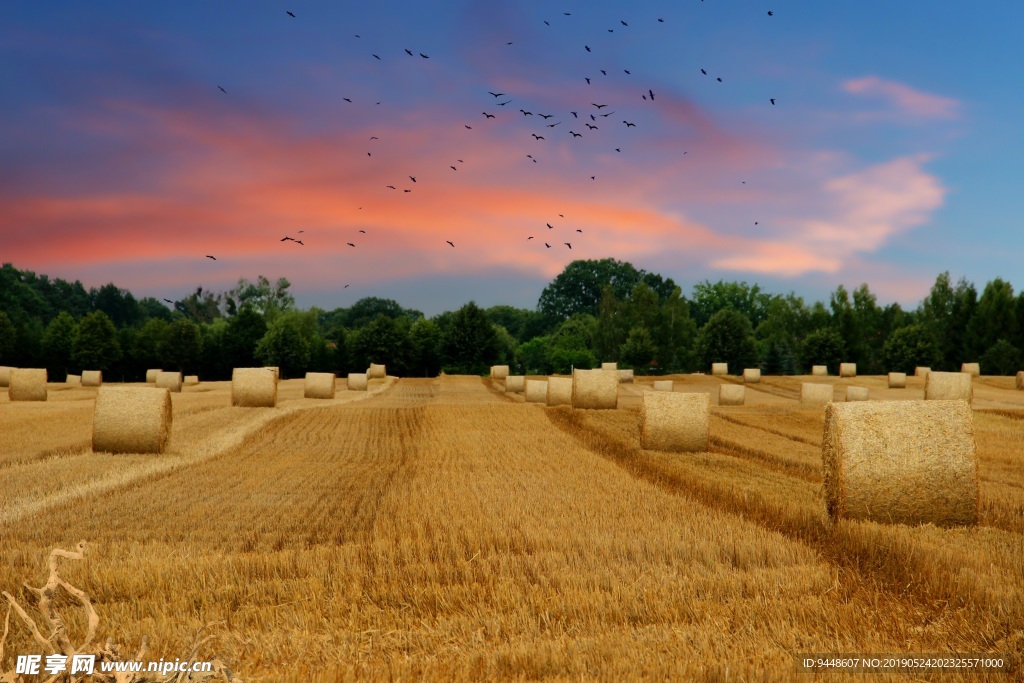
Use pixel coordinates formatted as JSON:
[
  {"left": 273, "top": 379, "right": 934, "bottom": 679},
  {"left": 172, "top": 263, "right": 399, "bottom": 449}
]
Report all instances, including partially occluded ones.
[
  {"left": 717, "top": 77, "right": 723, "bottom": 82},
  {"left": 520, "top": 109, "right": 533, "bottom": 115},
  {"left": 373, "top": 54, "right": 381, "bottom": 60},
  {"left": 539, "top": 113, "right": 554, "bottom": 119},
  {"left": 590, "top": 176, "right": 595, "bottom": 180},
  {"left": 286, "top": 11, "right": 295, "bottom": 17},
  {"left": 370, "top": 136, "right": 378, "bottom": 140},
  {"left": 592, "top": 103, "right": 608, "bottom": 109},
  {"left": 623, "top": 120, "right": 636, "bottom": 127},
  {"left": 624, "top": 69, "right": 631, "bottom": 74},
  {"left": 386, "top": 185, "right": 396, "bottom": 189},
  {"left": 565, "top": 243, "right": 572, "bottom": 248},
  {"left": 770, "top": 98, "right": 775, "bottom": 105},
  {"left": 404, "top": 189, "right": 411, "bottom": 192},
  {"left": 571, "top": 111, "right": 578, "bottom": 118},
  {"left": 576, "top": 229, "right": 582, "bottom": 232},
  {"left": 446, "top": 241, "right": 455, "bottom": 247},
  {"left": 497, "top": 100, "right": 512, "bottom": 106},
  {"left": 600, "top": 70, "right": 607, "bottom": 75},
  {"left": 547, "top": 121, "right": 561, "bottom": 127},
  {"left": 768, "top": 10, "right": 773, "bottom": 16},
  {"left": 528, "top": 236, "right": 534, "bottom": 240},
  {"left": 489, "top": 92, "right": 505, "bottom": 97},
  {"left": 570, "top": 131, "right": 582, "bottom": 137},
  {"left": 544, "top": 20, "right": 550, "bottom": 25},
  {"left": 344, "top": 285, "right": 350, "bottom": 288},
  {"left": 532, "top": 134, "right": 545, "bottom": 140},
  {"left": 451, "top": 165, "right": 457, "bottom": 170},
  {"left": 347, "top": 243, "right": 356, "bottom": 247},
  {"left": 585, "top": 77, "right": 591, "bottom": 84},
  {"left": 218, "top": 85, "right": 227, "bottom": 94},
  {"left": 649, "top": 89, "right": 655, "bottom": 100},
  {"left": 615, "top": 148, "right": 621, "bottom": 152},
  {"left": 465, "top": 125, "right": 472, "bottom": 129},
  {"left": 599, "top": 111, "right": 615, "bottom": 117},
  {"left": 547, "top": 223, "right": 554, "bottom": 229},
  {"left": 163, "top": 299, "right": 173, "bottom": 303},
  {"left": 483, "top": 112, "right": 495, "bottom": 118},
  {"left": 280, "top": 237, "right": 293, "bottom": 242},
  {"left": 409, "top": 176, "right": 416, "bottom": 182},
  {"left": 701, "top": 68, "right": 707, "bottom": 75},
  {"left": 343, "top": 98, "right": 352, "bottom": 103},
  {"left": 420, "top": 53, "right": 429, "bottom": 58},
  {"left": 621, "top": 20, "right": 628, "bottom": 26},
  {"left": 658, "top": 18, "right": 664, "bottom": 22},
  {"left": 586, "top": 124, "right": 597, "bottom": 129},
  {"left": 359, "top": 230, "right": 366, "bottom": 233},
  {"left": 590, "top": 114, "right": 597, "bottom": 121},
  {"left": 205, "top": 255, "right": 217, "bottom": 260},
  {"left": 545, "top": 243, "right": 551, "bottom": 248},
  {"left": 584, "top": 45, "right": 591, "bottom": 52},
  {"left": 405, "top": 49, "right": 413, "bottom": 56},
  {"left": 294, "top": 240, "right": 304, "bottom": 245}
]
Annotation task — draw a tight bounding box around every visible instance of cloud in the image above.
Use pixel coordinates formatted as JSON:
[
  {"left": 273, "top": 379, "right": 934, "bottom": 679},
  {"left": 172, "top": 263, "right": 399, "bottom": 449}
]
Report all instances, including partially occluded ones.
[{"left": 842, "top": 76, "right": 959, "bottom": 120}]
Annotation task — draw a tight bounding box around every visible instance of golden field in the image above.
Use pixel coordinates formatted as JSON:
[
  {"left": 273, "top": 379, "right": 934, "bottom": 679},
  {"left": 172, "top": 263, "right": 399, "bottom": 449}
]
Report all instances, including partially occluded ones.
[{"left": 0, "top": 373, "right": 1022, "bottom": 681}]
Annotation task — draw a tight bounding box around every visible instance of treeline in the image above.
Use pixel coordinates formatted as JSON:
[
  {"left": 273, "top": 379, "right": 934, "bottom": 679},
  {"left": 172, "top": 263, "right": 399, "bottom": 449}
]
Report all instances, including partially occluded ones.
[{"left": 1, "top": 260, "right": 1022, "bottom": 381}]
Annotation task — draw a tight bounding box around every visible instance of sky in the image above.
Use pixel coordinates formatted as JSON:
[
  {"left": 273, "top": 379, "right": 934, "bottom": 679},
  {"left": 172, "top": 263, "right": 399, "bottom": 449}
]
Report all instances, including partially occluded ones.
[{"left": 2, "top": 1, "right": 1022, "bottom": 317}]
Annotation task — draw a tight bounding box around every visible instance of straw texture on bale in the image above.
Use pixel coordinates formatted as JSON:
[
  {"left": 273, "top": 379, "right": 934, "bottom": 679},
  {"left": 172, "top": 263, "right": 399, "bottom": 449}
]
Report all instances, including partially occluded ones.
[
  {"left": 652, "top": 380, "right": 674, "bottom": 392},
  {"left": 9, "top": 368, "right": 47, "bottom": 402},
  {"left": 232, "top": 367, "right": 278, "bottom": 407},
  {"left": 839, "top": 363, "right": 857, "bottom": 378},
  {"left": 571, "top": 369, "right": 618, "bottom": 409},
  {"left": 525, "top": 379, "right": 548, "bottom": 403},
  {"left": 66, "top": 374, "right": 81, "bottom": 385},
  {"left": 925, "top": 371, "right": 973, "bottom": 404},
  {"left": 711, "top": 362, "right": 728, "bottom": 376},
  {"left": 263, "top": 366, "right": 280, "bottom": 381},
  {"left": 546, "top": 377, "right": 573, "bottom": 406},
  {"left": 822, "top": 400, "right": 978, "bottom": 526},
  {"left": 742, "top": 368, "right": 761, "bottom": 383},
  {"left": 367, "top": 363, "right": 386, "bottom": 379},
  {"left": 1017, "top": 371, "right": 1024, "bottom": 390},
  {"left": 718, "top": 383, "right": 745, "bottom": 406},
  {"left": 145, "top": 368, "right": 162, "bottom": 383},
  {"left": 641, "top": 391, "right": 709, "bottom": 452},
  {"left": 155, "top": 371, "right": 183, "bottom": 393},
  {"left": 490, "top": 365, "right": 509, "bottom": 379},
  {"left": 618, "top": 369, "right": 634, "bottom": 383},
  {"left": 184, "top": 375, "right": 199, "bottom": 385},
  {"left": 915, "top": 366, "right": 931, "bottom": 377},
  {"left": 801, "top": 382, "right": 833, "bottom": 406},
  {"left": 887, "top": 372, "right": 907, "bottom": 389},
  {"left": 92, "top": 386, "right": 172, "bottom": 455},
  {"left": 0, "top": 366, "right": 14, "bottom": 387},
  {"left": 601, "top": 362, "right": 618, "bottom": 371},
  {"left": 81, "top": 370, "right": 102, "bottom": 387},
  {"left": 505, "top": 375, "right": 525, "bottom": 393},
  {"left": 811, "top": 365, "right": 828, "bottom": 376},
  {"left": 347, "top": 373, "right": 368, "bottom": 391},
  {"left": 961, "top": 362, "right": 980, "bottom": 377},
  {"left": 304, "top": 372, "right": 336, "bottom": 399},
  {"left": 846, "top": 386, "right": 869, "bottom": 402}
]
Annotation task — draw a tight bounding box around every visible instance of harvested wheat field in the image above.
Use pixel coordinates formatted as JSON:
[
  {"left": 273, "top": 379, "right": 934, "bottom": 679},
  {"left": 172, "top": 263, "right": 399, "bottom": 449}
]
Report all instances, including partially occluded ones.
[{"left": 1, "top": 374, "right": 1022, "bottom": 681}]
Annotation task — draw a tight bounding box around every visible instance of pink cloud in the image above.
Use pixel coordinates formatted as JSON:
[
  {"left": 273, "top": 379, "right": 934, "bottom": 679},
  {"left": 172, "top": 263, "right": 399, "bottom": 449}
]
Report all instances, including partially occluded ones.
[{"left": 842, "top": 76, "right": 959, "bottom": 119}]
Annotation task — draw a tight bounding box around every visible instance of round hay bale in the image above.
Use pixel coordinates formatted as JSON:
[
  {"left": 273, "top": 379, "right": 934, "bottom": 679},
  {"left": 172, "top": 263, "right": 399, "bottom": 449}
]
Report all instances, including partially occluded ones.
[
  {"left": 304, "top": 372, "right": 336, "bottom": 399},
  {"left": 155, "top": 371, "right": 183, "bottom": 393},
  {"left": 846, "top": 386, "right": 869, "bottom": 402},
  {"left": 618, "top": 369, "right": 634, "bottom": 383},
  {"left": 546, "top": 377, "right": 573, "bottom": 406},
  {"left": 811, "top": 365, "right": 828, "bottom": 376},
  {"left": 925, "top": 371, "right": 972, "bottom": 404},
  {"left": 601, "top": 362, "right": 618, "bottom": 371},
  {"left": 231, "top": 367, "right": 278, "bottom": 407},
  {"left": 81, "top": 370, "right": 102, "bottom": 387},
  {"left": 742, "top": 368, "right": 761, "bottom": 383},
  {"left": 914, "top": 366, "right": 931, "bottom": 378},
  {"left": 263, "top": 366, "right": 280, "bottom": 381},
  {"left": 801, "top": 382, "right": 833, "bottom": 406},
  {"left": 1016, "top": 371, "right": 1024, "bottom": 390},
  {"left": 184, "top": 375, "right": 199, "bottom": 386},
  {"left": 960, "top": 362, "right": 980, "bottom": 377},
  {"left": 718, "top": 383, "right": 745, "bottom": 406},
  {"left": 490, "top": 365, "right": 509, "bottom": 379},
  {"left": 92, "top": 386, "right": 172, "bottom": 454},
  {"left": 505, "top": 375, "right": 525, "bottom": 393},
  {"left": 652, "top": 380, "right": 674, "bottom": 392},
  {"left": 9, "top": 368, "right": 47, "bottom": 401},
  {"left": 839, "top": 363, "right": 857, "bottom": 378},
  {"left": 0, "top": 366, "right": 15, "bottom": 387},
  {"left": 145, "top": 368, "right": 162, "bottom": 383},
  {"left": 347, "top": 373, "right": 368, "bottom": 391},
  {"left": 822, "top": 400, "right": 978, "bottom": 526},
  {"left": 525, "top": 379, "right": 548, "bottom": 403},
  {"left": 711, "top": 362, "right": 728, "bottom": 376},
  {"left": 66, "top": 374, "right": 81, "bottom": 385},
  {"left": 641, "top": 391, "right": 709, "bottom": 452},
  {"left": 571, "top": 369, "right": 618, "bottom": 409},
  {"left": 368, "top": 363, "right": 386, "bottom": 379},
  {"left": 887, "top": 372, "right": 907, "bottom": 389}
]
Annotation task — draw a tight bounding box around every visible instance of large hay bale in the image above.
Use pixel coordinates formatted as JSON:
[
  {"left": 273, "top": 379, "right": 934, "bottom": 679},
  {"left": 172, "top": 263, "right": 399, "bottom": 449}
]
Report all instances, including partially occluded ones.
[
  {"left": 81, "top": 370, "right": 102, "bottom": 387},
  {"left": 525, "top": 379, "right": 548, "bottom": 403},
  {"left": 641, "top": 391, "right": 709, "bottom": 452},
  {"left": 92, "top": 386, "right": 172, "bottom": 454},
  {"left": 618, "top": 369, "right": 634, "bottom": 383},
  {"left": 368, "top": 363, "right": 386, "bottom": 379},
  {"left": 742, "top": 368, "right": 761, "bottom": 383},
  {"left": 925, "top": 371, "right": 973, "bottom": 404},
  {"left": 961, "top": 362, "right": 980, "bottom": 377},
  {"left": 347, "top": 373, "right": 368, "bottom": 391},
  {"left": 490, "top": 365, "right": 509, "bottom": 379},
  {"left": 801, "top": 382, "right": 833, "bottom": 406},
  {"left": 304, "top": 372, "right": 336, "bottom": 399},
  {"left": 546, "top": 377, "right": 573, "bottom": 406},
  {"left": 822, "top": 400, "right": 978, "bottom": 526},
  {"left": 914, "top": 366, "right": 931, "bottom": 378},
  {"left": 66, "top": 374, "right": 81, "bottom": 385},
  {"left": 0, "top": 366, "right": 14, "bottom": 387},
  {"left": 155, "top": 371, "right": 183, "bottom": 393},
  {"left": 888, "top": 372, "right": 907, "bottom": 389},
  {"left": 231, "top": 367, "right": 278, "bottom": 407},
  {"left": 652, "top": 380, "right": 674, "bottom": 392},
  {"left": 184, "top": 375, "right": 199, "bottom": 386},
  {"left": 571, "top": 369, "right": 618, "bottom": 409},
  {"left": 145, "top": 368, "right": 162, "bottom": 383},
  {"left": 505, "top": 375, "right": 525, "bottom": 393},
  {"left": 719, "top": 384, "right": 745, "bottom": 406},
  {"left": 846, "top": 386, "right": 869, "bottom": 402},
  {"left": 601, "top": 362, "right": 618, "bottom": 371},
  {"left": 711, "top": 362, "right": 728, "bottom": 376},
  {"left": 1017, "top": 371, "right": 1024, "bottom": 390},
  {"left": 839, "top": 363, "right": 857, "bottom": 378},
  {"left": 811, "top": 365, "right": 828, "bottom": 376},
  {"left": 9, "top": 368, "right": 47, "bottom": 401}
]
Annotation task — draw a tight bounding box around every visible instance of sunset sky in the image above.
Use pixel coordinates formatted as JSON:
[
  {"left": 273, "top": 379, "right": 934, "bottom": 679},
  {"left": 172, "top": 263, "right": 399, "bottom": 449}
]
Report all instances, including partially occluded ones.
[{"left": 2, "top": 1, "right": 1022, "bottom": 316}]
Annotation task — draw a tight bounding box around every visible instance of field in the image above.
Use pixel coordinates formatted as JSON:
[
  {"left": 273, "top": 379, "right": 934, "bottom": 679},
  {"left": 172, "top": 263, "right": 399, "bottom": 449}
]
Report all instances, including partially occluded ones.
[{"left": 1, "top": 373, "right": 1022, "bottom": 681}]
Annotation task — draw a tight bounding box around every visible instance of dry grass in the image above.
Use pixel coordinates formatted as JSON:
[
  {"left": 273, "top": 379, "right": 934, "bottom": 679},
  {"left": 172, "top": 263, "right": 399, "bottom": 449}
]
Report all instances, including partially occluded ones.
[
  {"left": 916, "top": 366, "right": 931, "bottom": 377},
  {"left": 641, "top": 391, "right": 709, "bottom": 451},
  {"left": 9, "top": 368, "right": 47, "bottom": 402},
  {"left": 92, "top": 386, "right": 173, "bottom": 454},
  {"left": 601, "top": 362, "right": 618, "bottom": 371},
  {"left": 618, "top": 369, "right": 633, "bottom": 383},
  {"left": 845, "top": 386, "right": 869, "bottom": 401},
  {"left": 185, "top": 375, "right": 200, "bottom": 386},
  {"left": 146, "top": 369, "right": 162, "bottom": 383},
  {"left": 368, "top": 363, "right": 386, "bottom": 379},
  {"left": 800, "top": 382, "right": 834, "bottom": 406},
  {"left": 348, "top": 373, "right": 368, "bottom": 391},
  {"left": 1016, "top": 371, "right": 1023, "bottom": 390},
  {"left": 490, "top": 365, "right": 509, "bottom": 380},
  {"left": 718, "top": 383, "right": 745, "bottom": 406},
  {"left": 652, "top": 380, "right": 673, "bottom": 392},
  {"left": 0, "top": 366, "right": 14, "bottom": 387},
  {"left": 66, "top": 373, "right": 81, "bottom": 385}
]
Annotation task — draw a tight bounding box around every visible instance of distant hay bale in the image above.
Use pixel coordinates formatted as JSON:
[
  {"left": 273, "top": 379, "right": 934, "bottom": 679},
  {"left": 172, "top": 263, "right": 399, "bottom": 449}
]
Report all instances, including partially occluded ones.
[
  {"left": 9, "top": 368, "right": 47, "bottom": 402},
  {"left": 571, "top": 369, "right": 618, "bottom": 409},
  {"left": 801, "top": 382, "right": 833, "bottom": 406},
  {"left": 304, "top": 372, "right": 336, "bottom": 399},
  {"left": 618, "top": 369, "right": 634, "bottom": 383},
  {"left": 145, "top": 368, "right": 162, "bottom": 383},
  {"left": 231, "top": 367, "right": 278, "bottom": 407},
  {"left": 66, "top": 374, "right": 81, "bottom": 385},
  {"left": 961, "top": 362, "right": 980, "bottom": 377},
  {"left": 1017, "top": 371, "right": 1024, "bottom": 390},
  {"left": 915, "top": 366, "right": 931, "bottom": 378},
  {"left": 490, "top": 365, "right": 509, "bottom": 379},
  {"left": 718, "top": 384, "right": 745, "bottom": 406},
  {"left": 547, "top": 377, "right": 573, "bottom": 406},
  {"left": 92, "top": 386, "right": 172, "bottom": 455},
  {"left": 525, "top": 379, "right": 548, "bottom": 403},
  {"left": 368, "top": 363, "right": 386, "bottom": 379},
  {"left": 711, "top": 362, "right": 728, "bottom": 376},
  {"left": 347, "top": 373, "right": 368, "bottom": 391},
  {"left": 888, "top": 372, "right": 907, "bottom": 389},
  {"left": 742, "top": 368, "right": 761, "bottom": 383},
  {"left": 184, "top": 375, "right": 199, "bottom": 385},
  {"left": 822, "top": 400, "right": 978, "bottom": 526},
  {"left": 652, "top": 380, "right": 674, "bottom": 392},
  {"left": 0, "top": 366, "right": 14, "bottom": 387},
  {"left": 641, "top": 391, "right": 709, "bottom": 452},
  {"left": 505, "top": 375, "right": 525, "bottom": 393},
  {"left": 81, "top": 371, "right": 102, "bottom": 387},
  {"left": 839, "top": 363, "right": 857, "bottom": 378},
  {"left": 811, "top": 365, "right": 828, "bottom": 376},
  {"left": 925, "top": 371, "right": 973, "bottom": 404},
  {"left": 601, "top": 362, "right": 618, "bottom": 371},
  {"left": 846, "top": 386, "right": 869, "bottom": 402},
  {"left": 155, "top": 371, "right": 183, "bottom": 393}
]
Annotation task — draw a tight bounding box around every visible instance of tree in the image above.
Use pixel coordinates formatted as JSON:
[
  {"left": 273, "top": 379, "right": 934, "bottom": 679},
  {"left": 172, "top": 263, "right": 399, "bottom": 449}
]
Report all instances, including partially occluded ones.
[
  {"left": 255, "top": 316, "right": 311, "bottom": 378},
  {"left": 485, "top": 305, "right": 534, "bottom": 341},
  {"left": 969, "top": 278, "right": 1017, "bottom": 355},
  {"left": 882, "top": 324, "right": 940, "bottom": 374},
  {"left": 493, "top": 324, "right": 518, "bottom": 366},
  {"left": 537, "top": 259, "right": 646, "bottom": 323},
  {"left": 0, "top": 310, "right": 18, "bottom": 364},
  {"left": 408, "top": 319, "right": 444, "bottom": 377},
  {"left": 654, "top": 286, "right": 697, "bottom": 373},
  {"left": 980, "top": 339, "right": 1021, "bottom": 376},
  {"left": 158, "top": 319, "right": 202, "bottom": 372},
  {"left": 176, "top": 286, "right": 223, "bottom": 324},
  {"left": 132, "top": 319, "right": 169, "bottom": 371},
  {"left": 690, "top": 280, "right": 774, "bottom": 328},
  {"left": 349, "top": 315, "right": 411, "bottom": 375},
  {"left": 90, "top": 283, "right": 139, "bottom": 328},
  {"left": 620, "top": 326, "right": 656, "bottom": 372},
  {"left": 42, "top": 312, "right": 78, "bottom": 380},
  {"left": 443, "top": 302, "right": 499, "bottom": 374},
  {"left": 518, "top": 336, "right": 552, "bottom": 374},
  {"left": 695, "top": 309, "right": 758, "bottom": 373},
  {"left": 801, "top": 328, "right": 845, "bottom": 374},
  {"left": 343, "top": 297, "right": 423, "bottom": 330},
  {"left": 222, "top": 307, "right": 267, "bottom": 368},
  {"left": 225, "top": 275, "right": 295, "bottom": 322},
  {"left": 594, "top": 286, "right": 628, "bottom": 363},
  {"left": 72, "top": 311, "right": 122, "bottom": 372}
]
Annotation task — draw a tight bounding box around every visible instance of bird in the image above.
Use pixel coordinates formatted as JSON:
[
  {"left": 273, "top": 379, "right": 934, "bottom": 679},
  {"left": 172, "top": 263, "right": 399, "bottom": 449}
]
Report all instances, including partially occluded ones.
[
  {"left": 649, "top": 89, "right": 655, "bottom": 100},
  {"left": 547, "top": 122, "right": 561, "bottom": 127},
  {"left": 347, "top": 243, "right": 356, "bottom": 247},
  {"left": 615, "top": 147, "right": 621, "bottom": 152},
  {"left": 593, "top": 103, "right": 608, "bottom": 109},
  {"left": 576, "top": 229, "right": 582, "bottom": 232},
  {"left": 717, "top": 77, "right": 723, "bottom": 82},
  {"left": 163, "top": 298, "right": 173, "bottom": 303},
  {"left": 590, "top": 176, "right": 595, "bottom": 180},
  {"left": 218, "top": 85, "right": 227, "bottom": 94},
  {"left": 547, "top": 223, "right": 554, "bottom": 229},
  {"left": 770, "top": 98, "right": 775, "bottom": 105},
  {"left": 280, "top": 237, "right": 293, "bottom": 242},
  {"left": 623, "top": 120, "right": 636, "bottom": 127},
  {"left": 701, "top": 68, "right": 707, "bottom": 75},
  {"left": 532, "top": 134, "right": 545, "bottom": 140},
  {"left": 584, "top": 45, "right": 591, "bottom": 52},
  {"left": 520, "top": 109, "right": 533, "bottom": 116},
  {"left": 544, "top": 20, "right": 550, "bottom": 26},
  {"left": 451, "top": 165, "right": 457, "bottom": 170},
  {"left": 571, "top": 111, "right": 578, "bottom": 118},
  {"left": 507, "top": 41, "right": 513, "bottom": 45},
  {"left": 599, "top": 111, "right": 615, "bottom": 117},
  {"left": 570, "top": 131, "right": 582, "bottom": 137},
  {"left": 458, "top": 159, "right": 464, "bottom": 163},
  {"left": 205, "top": 255, "right": 217, "bottom": 260},
  {"left": 624, "top": 69, "right": 631, "bottom": 74},
  {"left": 446, "top": 240, "right": 455, "bottom": 247},
  {"left": 590, "top": 114, "right": 596, "bottom": 121},
  {"left": 465, "top": 125, "right": 472, "bottom": 129},
  {"left": 585, "top": 77, "right": 591, "bottom": 84},
  {"left": 545, "top": 243, "right": 551, "bottom": 248},
  {"left": 528, "top": 236, "right": 534, "bottom": 240},
  {"left": 409, "top": 176, "right": 416, "bottom": 182},
  {"left": 404, "top": 189, "right": 411, "bottom": 192},
  {"left": 359, "top": 230, "right": 366, "bottom": 233},
  {"left": 405, "top": 49, "right": 413, "bottom": 56},
  {"left": 768, "top": 10, "right": 773, "bottom": 16},
  {"left": 483, "top": 112, "right": 495, "bottom": 118},
  {"left": 539, "top": 113, "right": 554, "bottom": 119},
  {"left": 298, "top": 230, "right": 304, "bottom": 233},
  {"left": 295, "top": 240, "right": 304, "bottom": 245},
  {"left": 601, "top": 69, "right": 607, "bottom": 75},
  {"left": 658, "top": 18, "right": 664, "bottom": 22},
  {"left": 372, "top": 54, "right": 381, "bottom": 60},
  {"left": 497, "top": 100, "right": 511, "bottom": 106},
  {"left": 621, "top": 20, "right": 628, "bottom": 26},
  {"left": 565, "top": 242, "right": 572, "bottom": 248},
  {"left": 420, "top": 53, "right": 429, "bottom": 58},
  {"left": 754, "top": 222, "right": 759, "bottom": 225},
  {"left": 343, "top": 97, "right": 352, "bottom": 103},
  {"left": 489, "top": 92, "right": 505, "bottom": 98},
  {"left": 370, "top": 136, "right": 378, "bottom": 140},
  {"left": 286, "top": 10, "right": 295, "bottom": 17},
  {"left": 586, "top": 124, "right": 598, "bottom": 130},
  {"left": 559, "top": 214, "right": 564, "bottom": 217},
  {"left": 344, "top": 284, "right": 350, "bottom": 288},
  {"left": 386, "top": 185, "right": 396, "bottom": 189}
]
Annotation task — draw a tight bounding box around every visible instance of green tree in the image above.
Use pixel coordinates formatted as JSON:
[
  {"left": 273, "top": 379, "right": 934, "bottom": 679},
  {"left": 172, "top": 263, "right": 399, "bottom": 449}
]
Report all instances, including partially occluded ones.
[
  {"left": 969, "top": 278, "right": 1017, "bottom": 355},
  {"left": 159, "top": 319, "right": 202, "bottom": 373},
  {"left": 442, "top": 302, "right": 500, "bottom": 374},
  {"left": 882, "top": 324, "right": 940, "bottom": 374},
  {"left": 331, "top": 328, "right": 351, "bottom": 376},
  {"left": 518, "top": 336, "right": 552, "bottom": 374},
  {"left": 654, "top": 286, "right": 697, "bottom": 373},
  {"left": 175, "top": 286, "right": 223, "bottom": 324},
  {"left": 198, "top": 319, "right": 229, "bottom": 380},
  {"left": 620, "top": 326, "right": 656, "bottom": 372},
  {"left": 72, "top": 311, "right": 122, "bottom": 371},
  {"left": 493, "top": 325, "right": 518, "bottom": 366},
  {"left": 801, "top": 328, "right": 845, "bottom": 374},
  {"left": 42, "top": 312, "right": 78, "bottom": 380},
  {"left": 225, "top": 275, "right": 295, "bottom": 322},
  {"left": 594, "top": 286, "right": 628, "bottom": 363},
  {"left": 132, "top": 319, "right": 169, "bottom": 371},
  {"left": 223, "top": 307, "right": 267, "bottom": 368},
  {"left": 408, "top": 319, "right": 444, "bottom": 377},
  {"left": 690, "top": 280, "right": 774, "bottom": 328},
  {"left": 695, "top": 309, "right": 758, "bottom": 373},
  {"left": 549, "top": 314, "right": 597, "bottom": 373},
  {"left": 0, "top": 310, "right": 16, "bottom": 363},
  {"left": 255, "top": 317, "right": 311, "bottom": 378},
  {"left": 343, "top": 297, "right": 423, "bottom": 329},
  {"left": 980, "top": 339, "right": 1021, "bottom": 376},
  {"left": 349, "top": 315, "right": 411, "bottom": 375},
  {"left": 90, "top": 283, "right": 140, "bottom": 328},
  {"left": 537, "top": 258, "right": 664, "bottom": 323}
]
